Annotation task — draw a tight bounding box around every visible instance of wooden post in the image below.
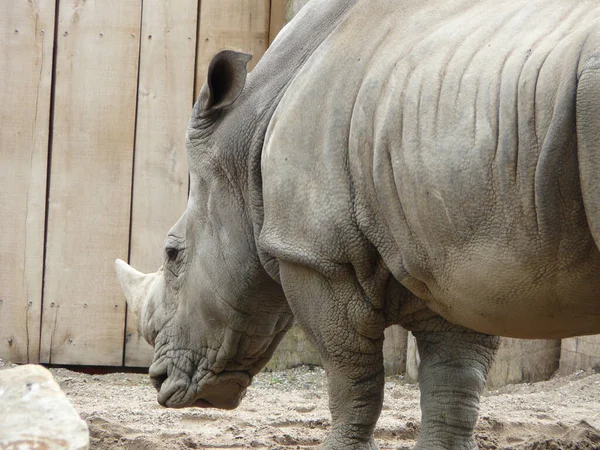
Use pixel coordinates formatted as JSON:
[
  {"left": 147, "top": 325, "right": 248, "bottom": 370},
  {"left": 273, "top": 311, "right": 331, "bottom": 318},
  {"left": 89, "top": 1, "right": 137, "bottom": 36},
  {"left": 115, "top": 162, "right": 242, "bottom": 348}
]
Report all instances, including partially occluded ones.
[
  {"left": 40, "top": 0, "right": 142, "bottom": 366},
  {"left": 0, "top": 1, "right": 56, "bottom": 363}
]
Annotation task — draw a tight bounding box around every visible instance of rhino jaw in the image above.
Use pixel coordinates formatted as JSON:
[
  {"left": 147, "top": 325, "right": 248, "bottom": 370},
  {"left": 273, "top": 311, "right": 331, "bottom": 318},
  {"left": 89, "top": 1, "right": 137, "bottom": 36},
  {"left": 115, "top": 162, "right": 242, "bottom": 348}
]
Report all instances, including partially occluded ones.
[{"left": 115, "top": 259, "right": 159, "bottom": 326}]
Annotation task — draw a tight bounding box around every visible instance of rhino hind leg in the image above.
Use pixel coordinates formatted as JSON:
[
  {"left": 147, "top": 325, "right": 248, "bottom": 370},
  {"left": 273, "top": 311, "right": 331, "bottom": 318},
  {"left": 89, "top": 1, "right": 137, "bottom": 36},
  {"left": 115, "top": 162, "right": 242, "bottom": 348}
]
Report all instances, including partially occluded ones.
[
  {"left": 413, "top": 326, "right": 499, "bottom": 450},
  {"left": 279, "top": 261, "right": 385, "bottom": 449}
]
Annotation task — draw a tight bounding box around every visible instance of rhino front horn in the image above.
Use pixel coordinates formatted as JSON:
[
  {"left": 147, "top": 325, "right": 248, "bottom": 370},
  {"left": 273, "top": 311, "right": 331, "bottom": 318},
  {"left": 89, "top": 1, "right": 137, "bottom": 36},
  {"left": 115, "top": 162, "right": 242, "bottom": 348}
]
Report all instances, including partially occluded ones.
[{"left": 115, "top": 259, "right": 157, "bottom": 323}]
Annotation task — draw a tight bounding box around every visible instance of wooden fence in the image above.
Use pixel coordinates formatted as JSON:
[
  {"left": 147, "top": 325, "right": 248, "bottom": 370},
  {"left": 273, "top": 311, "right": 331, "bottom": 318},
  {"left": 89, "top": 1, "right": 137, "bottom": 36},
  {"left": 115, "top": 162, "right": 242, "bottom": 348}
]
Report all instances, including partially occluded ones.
[
  {"left": 2, "top": 0, "right": 600, "bottom": 383},
  {"left": 1, "top": 0, "right": 287, "bottom": 367}
]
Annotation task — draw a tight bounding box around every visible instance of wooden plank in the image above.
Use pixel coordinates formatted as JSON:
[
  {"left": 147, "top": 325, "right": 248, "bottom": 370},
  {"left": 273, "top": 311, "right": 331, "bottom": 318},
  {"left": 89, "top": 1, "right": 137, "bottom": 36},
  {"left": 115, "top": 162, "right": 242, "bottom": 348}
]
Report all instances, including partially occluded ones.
[
  {"left": 268, "top": 0, "right": 287, "bottom": 44},
  {"left": 124, "top": 0, "right": 198, "bottom": 367},
  {"left": 0, "top": 0, "right": 56, "bottom": 363},
  {"left": 195, "top": 0, "right": 271, "bottom": 99},
  {"left": 40, "top": 0, "right": 142, "bottom": 366}
]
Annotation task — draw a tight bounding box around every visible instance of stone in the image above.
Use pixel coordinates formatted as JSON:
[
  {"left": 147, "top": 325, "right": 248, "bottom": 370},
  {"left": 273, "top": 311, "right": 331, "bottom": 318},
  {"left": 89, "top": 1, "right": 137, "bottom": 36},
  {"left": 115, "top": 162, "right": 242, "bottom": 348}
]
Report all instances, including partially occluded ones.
[{"left": 0, "top": 364, "right": 89, "bottom": 449}]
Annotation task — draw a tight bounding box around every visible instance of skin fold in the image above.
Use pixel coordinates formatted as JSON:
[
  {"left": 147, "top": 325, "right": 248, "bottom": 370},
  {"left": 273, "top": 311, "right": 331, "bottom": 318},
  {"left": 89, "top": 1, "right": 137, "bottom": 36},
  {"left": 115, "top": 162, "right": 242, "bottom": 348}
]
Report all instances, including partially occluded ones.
[{"left": 116, "top": 0, "right": 600, "bottom": 448}]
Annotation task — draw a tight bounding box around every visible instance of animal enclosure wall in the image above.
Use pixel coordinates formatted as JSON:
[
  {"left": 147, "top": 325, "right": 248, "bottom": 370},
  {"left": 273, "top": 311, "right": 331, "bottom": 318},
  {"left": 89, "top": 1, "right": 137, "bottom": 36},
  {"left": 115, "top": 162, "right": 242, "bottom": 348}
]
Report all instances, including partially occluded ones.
[
  {"left": 2, "top": 0, "right": 281, "bottom": 367},
  {"left": 2, "top": 1, "right": 600, "bottom": 381}
]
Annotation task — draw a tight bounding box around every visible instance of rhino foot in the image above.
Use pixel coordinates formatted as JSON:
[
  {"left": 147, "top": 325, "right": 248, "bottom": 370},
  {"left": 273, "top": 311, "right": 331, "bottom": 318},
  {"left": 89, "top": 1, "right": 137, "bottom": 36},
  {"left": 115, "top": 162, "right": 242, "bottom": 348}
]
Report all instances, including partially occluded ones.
[
  {"left": 413, "top": 439, "right": 477, "bottom": 450},
  {"left": 320, "top": 435, "right": 379, "bottom": 450},
  {"left": 413, "top": 326, "right": 499, "bottom": 450}
]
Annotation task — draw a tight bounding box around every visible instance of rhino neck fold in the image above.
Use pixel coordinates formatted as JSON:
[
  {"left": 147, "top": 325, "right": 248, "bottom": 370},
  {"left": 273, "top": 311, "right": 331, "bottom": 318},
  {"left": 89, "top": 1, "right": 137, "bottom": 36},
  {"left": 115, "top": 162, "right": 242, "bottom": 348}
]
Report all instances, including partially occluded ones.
[{"left": 241, "top": 0, "right": 360, "bottom": 282}]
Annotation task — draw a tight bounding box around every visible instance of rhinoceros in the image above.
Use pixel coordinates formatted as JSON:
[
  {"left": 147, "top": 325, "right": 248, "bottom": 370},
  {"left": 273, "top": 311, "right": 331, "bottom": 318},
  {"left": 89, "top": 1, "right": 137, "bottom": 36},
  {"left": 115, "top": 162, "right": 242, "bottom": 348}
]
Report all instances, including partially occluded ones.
[{"left": 115, "top": 0, "right": 600, "bottom": 448}]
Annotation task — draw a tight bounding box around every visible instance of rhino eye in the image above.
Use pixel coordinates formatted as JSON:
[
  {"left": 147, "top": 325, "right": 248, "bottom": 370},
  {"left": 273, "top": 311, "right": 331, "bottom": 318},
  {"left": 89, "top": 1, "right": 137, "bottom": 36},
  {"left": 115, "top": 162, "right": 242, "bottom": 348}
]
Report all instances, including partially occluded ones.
[{"left": 166, "top": 247, "right": 179, "bottom": 261}]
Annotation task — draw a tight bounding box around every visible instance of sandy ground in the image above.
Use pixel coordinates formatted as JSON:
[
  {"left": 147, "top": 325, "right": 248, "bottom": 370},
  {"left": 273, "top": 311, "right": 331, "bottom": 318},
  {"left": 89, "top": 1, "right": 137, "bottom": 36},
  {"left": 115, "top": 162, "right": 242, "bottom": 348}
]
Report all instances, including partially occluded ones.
[{"left": 24, "top": 363, "right": 598, "bottom": 449}]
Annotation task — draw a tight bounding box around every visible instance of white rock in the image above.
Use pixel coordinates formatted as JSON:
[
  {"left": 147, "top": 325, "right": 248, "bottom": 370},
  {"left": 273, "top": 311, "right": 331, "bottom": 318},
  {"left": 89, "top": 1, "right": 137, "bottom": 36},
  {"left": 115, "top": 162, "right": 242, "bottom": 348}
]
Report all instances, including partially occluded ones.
[{"left": 0, "top": 364, "right": 89, "bottom": 449}]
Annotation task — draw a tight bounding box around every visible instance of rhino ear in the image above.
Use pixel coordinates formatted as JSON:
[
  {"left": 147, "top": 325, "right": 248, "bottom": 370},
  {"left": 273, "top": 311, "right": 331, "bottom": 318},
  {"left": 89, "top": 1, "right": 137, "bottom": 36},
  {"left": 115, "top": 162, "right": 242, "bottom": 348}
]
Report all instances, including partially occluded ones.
[{"left": 197, "top": 50, "right": 252, "bottom": 114}]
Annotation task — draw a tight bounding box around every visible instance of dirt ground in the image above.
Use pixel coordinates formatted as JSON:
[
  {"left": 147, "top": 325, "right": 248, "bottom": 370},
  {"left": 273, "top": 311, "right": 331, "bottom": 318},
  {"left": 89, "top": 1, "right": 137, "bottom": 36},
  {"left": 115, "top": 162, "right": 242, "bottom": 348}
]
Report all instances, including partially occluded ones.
[{"left": 25, "top": 363, "right": 598, "bottom": 449}]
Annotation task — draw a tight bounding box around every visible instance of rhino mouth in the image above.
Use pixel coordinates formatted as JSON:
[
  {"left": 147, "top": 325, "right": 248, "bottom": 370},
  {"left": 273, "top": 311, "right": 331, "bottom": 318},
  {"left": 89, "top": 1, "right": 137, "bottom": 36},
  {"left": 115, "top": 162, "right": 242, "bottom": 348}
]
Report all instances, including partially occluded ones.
[{"left": 149, "top": 361, "right": 251, "bottom": 409}]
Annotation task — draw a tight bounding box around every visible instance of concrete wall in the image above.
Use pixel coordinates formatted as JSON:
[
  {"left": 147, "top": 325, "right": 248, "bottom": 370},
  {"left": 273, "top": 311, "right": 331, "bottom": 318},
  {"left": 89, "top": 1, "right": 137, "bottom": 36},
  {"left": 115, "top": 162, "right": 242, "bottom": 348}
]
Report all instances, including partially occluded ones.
[
  {"left": 272, "top": 328, "right": 600, "bottom": 389},
  {"left": 487, "top": 338, "right": 561, "bottom": 389},
  {"left": 560, "top": 336, "right": 600, "bottom": 375},
  {"left": 268, "top": 325, "right": 408, "bottom": 375},
  {"left": 405, "top": 333, "right": 562, "bottom": 389}
]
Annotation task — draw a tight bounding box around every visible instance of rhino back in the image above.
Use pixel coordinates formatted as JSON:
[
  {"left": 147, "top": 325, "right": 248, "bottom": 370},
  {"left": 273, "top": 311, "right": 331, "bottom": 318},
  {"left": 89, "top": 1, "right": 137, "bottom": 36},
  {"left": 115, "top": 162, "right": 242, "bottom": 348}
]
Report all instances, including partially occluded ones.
[{"left": 261, "top": 0, "right": 600, "bottom": 337}]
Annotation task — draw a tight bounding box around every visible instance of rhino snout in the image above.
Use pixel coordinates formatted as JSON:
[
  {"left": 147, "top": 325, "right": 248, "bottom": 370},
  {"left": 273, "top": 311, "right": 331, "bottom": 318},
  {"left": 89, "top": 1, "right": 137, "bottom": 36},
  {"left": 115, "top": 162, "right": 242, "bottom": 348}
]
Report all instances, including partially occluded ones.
[{"left": 150, "top": 372, "right": 168, "bottom": 392}]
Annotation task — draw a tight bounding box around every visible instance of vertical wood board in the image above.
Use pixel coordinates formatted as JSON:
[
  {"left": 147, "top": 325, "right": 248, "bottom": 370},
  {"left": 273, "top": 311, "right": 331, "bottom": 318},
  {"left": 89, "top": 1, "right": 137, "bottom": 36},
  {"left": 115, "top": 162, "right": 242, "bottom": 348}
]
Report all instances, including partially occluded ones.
[
  {"left": 0, "top": 0, "right": 56, "bottom": 363},
  {"left": 268, "top": 0, "right": 287, "bottom": 44},
  {"left": 40, "top": 0, "right": 142, "bottom": 365},
  {"left": 124, "top": 0, "right": 198, "bottom": 367},
  {"left": 195, "top": 0, "right": 271, "bottom": 99}
]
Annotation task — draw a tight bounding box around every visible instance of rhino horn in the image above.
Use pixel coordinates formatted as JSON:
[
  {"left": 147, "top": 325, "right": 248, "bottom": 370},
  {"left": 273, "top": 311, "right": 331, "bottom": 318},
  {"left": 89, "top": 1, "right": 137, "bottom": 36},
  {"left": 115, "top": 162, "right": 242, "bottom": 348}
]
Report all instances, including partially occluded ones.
[{"left": 115, "top": 259, "right": 157, "bottom": 323}]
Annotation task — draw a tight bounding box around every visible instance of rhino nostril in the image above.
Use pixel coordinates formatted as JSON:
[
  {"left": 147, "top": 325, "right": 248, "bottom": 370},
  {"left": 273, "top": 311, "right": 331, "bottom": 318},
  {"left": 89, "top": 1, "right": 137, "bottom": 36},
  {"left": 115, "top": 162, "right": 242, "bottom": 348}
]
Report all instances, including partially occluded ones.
[{"left": 150, "top": 373, "right": 168, "bottom": 391}]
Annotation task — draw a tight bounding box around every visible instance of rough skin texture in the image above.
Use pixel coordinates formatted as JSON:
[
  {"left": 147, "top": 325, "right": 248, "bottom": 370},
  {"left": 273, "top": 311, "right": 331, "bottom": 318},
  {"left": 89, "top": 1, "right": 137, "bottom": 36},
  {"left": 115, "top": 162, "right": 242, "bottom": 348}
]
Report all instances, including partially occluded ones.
[{"left": 115, "top": 0, "right": 600, "bottom": 448}]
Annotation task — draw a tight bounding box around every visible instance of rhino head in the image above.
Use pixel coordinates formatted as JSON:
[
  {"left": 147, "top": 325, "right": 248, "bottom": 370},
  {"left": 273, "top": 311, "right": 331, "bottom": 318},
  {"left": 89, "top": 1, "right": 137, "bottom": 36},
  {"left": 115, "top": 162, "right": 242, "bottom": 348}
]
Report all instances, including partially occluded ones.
[{"left": 115, "top": 50, "right": 293, "bottom": 410}]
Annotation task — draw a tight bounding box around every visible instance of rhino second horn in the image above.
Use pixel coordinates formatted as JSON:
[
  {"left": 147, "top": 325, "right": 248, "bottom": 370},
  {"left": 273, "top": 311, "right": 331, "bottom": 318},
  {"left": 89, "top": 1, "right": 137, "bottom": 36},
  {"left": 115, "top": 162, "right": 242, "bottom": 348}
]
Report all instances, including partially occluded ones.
[{"left": 115, "top": 259, "right": 156, "bottom": 323}]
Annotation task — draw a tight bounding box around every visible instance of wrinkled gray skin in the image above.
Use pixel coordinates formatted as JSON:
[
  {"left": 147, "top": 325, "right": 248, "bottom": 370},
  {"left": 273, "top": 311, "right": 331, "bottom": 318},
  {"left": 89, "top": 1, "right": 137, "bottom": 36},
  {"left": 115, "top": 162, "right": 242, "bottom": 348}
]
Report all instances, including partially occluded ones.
[{"left": 115, "top": 0, "right": 600, "bottom": 448}]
